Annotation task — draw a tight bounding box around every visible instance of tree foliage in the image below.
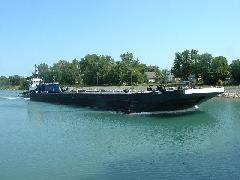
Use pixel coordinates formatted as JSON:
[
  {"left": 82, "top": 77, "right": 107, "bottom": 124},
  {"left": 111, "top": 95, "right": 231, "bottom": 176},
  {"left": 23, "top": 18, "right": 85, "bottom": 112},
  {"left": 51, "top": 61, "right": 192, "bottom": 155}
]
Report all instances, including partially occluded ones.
[
  {"left": 172, "top": 49, "right": 230, "bottom": 85},
  {"left": 159, "top": 69, "right": 170, "bottom": 83},
  {"left": 171, "top": 50, "right": 198, "bottom": 80},
  {"left": 230, "top": 59, "right": 240, "bottom": 83},
  {"left": 80, "top": 54, "right": 114, "bottom": 85},
  {"left": 32, "top": 52, "right": 160, "bottom": 86},
  {"left": 211, "top": 56, "right": 229, "bottom": 84},
  {"left": 196, "top": 53, "right": 213, "bottom": 84},
  {"left": 3, "top": 50, "right": 240, "bottom": 88},
  {"left": 0, "top": 75, "right": 26, "bottom": 89},
  {"left": 38, "top": 63, "right": 53, "bottom": 82}
]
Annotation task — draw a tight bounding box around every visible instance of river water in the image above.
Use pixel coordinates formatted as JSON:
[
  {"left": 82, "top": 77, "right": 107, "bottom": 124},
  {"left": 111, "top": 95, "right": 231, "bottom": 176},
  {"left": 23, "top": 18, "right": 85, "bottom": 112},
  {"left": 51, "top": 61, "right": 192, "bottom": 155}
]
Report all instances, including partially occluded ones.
[{"left": 0, "top": 90, "right": 240, "bottom": 180}]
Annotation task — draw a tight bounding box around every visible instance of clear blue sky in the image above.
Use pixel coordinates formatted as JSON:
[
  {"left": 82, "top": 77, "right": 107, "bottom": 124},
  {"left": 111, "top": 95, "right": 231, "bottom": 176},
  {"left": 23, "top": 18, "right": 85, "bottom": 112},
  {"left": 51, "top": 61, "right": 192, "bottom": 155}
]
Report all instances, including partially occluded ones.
[{"left": 0, "top": 0, "right": 239, "bottom": 76}]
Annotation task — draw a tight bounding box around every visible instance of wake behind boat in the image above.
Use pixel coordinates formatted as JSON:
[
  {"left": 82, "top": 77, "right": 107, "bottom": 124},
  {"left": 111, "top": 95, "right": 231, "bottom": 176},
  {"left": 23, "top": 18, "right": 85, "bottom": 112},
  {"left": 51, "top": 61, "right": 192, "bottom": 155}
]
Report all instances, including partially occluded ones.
[{"left": 28, "top": 83, "right": 224, "bottom": 114}]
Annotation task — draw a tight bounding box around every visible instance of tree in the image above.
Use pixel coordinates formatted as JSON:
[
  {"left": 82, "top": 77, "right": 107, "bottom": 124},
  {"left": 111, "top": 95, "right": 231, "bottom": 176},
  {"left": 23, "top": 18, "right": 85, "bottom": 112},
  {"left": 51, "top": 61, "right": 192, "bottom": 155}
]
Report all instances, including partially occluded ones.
[
  {"left": 211, "top": 56, "right": 229, "bottom": 84},
  {"left": 197, "top": 53, "right": 213, "bottom": 84},
  {"left": 97, "top": 56, "right": 115, "bottom": 85},
  {"left": 106, "top": 62, "right": 121, "bottom": 85},
  {"left": 9, "top": 75, "right": 21, "bottom": 86},
  {"left": 118, "top": 53, "right": 148, "bottom": 85},
  {"left": 159, "top": 69, "right": 170, "bottom": 83},
  {"left": 120, "top": 52, "right": 135, "bottom": 63},
  {"left": 71, "top": 59, "right": 82, "bottom": 85},
  {"left": 171, "top": 49, "right": 198, "bottom": 80},
  {"left": 52, "top": 60, "right": 76, "bottom": 85},
  {"left": 80, "top": 54, "right": 114, "bottom": 85},
  {"left": 190, "top": 49, "right": 200, "bottom": 78},
  {"left": 38, "top": 63, "right": 53, "bottom": 82},
  {"left": 230, "top": 59, "right": 240, "bottom": 83},
  {"left": 19, "top": 78, "right": 27, "bottom": 90},
  {"left": 0, "top": 76, "right": 10, "bottom": 87}
]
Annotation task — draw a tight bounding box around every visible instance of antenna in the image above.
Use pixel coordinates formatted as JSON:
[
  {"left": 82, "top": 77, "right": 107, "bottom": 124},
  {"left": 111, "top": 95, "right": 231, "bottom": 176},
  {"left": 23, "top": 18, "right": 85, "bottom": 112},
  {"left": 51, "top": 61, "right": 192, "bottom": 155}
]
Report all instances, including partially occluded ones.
[
  {"left": 34, "top": 64, "right": 39, "bottom": 75},
  {"left": 33, "top": 64, "right": 39, "bottom": 78}
]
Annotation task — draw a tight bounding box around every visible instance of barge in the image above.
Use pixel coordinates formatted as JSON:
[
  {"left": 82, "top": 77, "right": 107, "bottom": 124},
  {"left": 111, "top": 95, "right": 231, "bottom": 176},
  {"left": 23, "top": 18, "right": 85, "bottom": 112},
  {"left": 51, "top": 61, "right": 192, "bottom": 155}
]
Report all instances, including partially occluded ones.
[{"left": 29, "top": 83, "right": 224, "bottom": 113}]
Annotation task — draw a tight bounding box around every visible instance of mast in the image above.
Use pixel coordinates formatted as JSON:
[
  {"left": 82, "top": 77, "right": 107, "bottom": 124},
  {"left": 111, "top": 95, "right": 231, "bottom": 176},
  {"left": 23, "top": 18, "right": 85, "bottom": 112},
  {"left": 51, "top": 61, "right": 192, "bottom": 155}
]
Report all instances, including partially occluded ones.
[{"left": 33, "top": 64, "right": 39, "bottom": 78}]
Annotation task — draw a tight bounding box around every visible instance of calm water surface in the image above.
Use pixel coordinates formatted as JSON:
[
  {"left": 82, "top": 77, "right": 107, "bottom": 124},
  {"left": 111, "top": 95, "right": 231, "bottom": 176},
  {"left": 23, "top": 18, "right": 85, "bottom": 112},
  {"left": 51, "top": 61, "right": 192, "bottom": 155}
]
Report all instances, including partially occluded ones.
[{"left": 0, "top": 90, "right": 240, "bottom": 180}]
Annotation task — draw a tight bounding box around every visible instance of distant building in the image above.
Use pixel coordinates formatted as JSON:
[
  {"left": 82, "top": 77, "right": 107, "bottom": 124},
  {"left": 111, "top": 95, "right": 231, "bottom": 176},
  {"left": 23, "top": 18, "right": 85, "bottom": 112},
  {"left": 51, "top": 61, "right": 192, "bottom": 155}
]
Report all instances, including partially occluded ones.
[
  {"left": 145, "top": 72, "right": 156, "bottom": 83},
  {"left": 174, "top": 77, "right": 182, "bottom": 83}
]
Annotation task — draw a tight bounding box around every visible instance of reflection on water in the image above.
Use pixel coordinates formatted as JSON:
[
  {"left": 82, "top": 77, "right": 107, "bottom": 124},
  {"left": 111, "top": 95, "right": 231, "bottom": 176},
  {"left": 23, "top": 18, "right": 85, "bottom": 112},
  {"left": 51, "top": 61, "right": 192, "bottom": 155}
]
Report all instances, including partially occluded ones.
[
  {"left": 27, "top": 101, "right": 219, "bottom": 149},
  {"left": 1, "top": 90, "right": 240, "bottom": 179}
]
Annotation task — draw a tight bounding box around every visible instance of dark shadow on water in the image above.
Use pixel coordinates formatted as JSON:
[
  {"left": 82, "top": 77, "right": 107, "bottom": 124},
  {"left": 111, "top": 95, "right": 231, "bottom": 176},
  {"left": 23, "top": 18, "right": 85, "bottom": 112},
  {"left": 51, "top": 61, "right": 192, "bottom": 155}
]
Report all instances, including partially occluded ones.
[
  {"left": 26, "top": 100, "right": 221, "bottom": 138},
  {"left": 26, "top": 100, "right": 214, "bottom": 121},
  {"left": 26, "top": 101, "right": 219, "bottom": 133}
]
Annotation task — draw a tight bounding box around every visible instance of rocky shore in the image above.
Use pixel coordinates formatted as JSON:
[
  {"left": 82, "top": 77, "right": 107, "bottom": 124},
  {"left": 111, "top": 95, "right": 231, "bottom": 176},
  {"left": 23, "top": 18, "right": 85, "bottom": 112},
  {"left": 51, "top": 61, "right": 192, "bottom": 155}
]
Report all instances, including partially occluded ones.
[{"left": 218, "top": 86, "right": 240, "bottom": 98}]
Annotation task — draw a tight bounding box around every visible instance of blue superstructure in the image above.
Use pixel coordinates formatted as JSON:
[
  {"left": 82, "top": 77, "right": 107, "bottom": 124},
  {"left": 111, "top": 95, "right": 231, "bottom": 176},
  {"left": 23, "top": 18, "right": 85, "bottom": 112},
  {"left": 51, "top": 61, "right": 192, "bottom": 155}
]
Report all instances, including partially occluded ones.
[{"left": 38, "top": 83, "right": 61, "bottom": 93}]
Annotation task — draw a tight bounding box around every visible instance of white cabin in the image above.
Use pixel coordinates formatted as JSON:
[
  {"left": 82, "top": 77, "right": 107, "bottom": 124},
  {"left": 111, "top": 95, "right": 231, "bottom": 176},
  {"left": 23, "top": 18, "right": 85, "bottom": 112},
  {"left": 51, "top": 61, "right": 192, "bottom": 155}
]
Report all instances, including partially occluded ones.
[{"left": 29, "top": 78, "right": 43, "bottom": 91}]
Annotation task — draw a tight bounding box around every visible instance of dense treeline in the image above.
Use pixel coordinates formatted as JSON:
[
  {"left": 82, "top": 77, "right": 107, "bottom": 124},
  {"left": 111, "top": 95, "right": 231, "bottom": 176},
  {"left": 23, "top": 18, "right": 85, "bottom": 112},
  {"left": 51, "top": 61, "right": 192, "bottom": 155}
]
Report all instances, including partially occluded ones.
[
  {"left": 0, "top": 75, "right": 26, "bottom": 89},
  {"left": 1, "top": 50, "right": 240, "bottom": 89},
  {"left": 171, "top": 49, "right": 240, "bottom": 85},
  {"left": 230, "top": 59, "right": 240, "bottom": 83},
  {"left": 37, "top": 52, "right": 169, "bottom": 86},
  {"left": 37, "top": 51, "right": 240, "bottom": 86}
]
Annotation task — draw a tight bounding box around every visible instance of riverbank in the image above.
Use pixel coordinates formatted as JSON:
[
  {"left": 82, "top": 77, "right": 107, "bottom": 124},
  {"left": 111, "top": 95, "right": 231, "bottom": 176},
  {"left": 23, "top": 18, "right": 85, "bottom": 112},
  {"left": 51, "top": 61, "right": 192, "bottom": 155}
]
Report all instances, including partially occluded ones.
[{"left": 0, "top": 85, "right": 21, "bottom": 90}]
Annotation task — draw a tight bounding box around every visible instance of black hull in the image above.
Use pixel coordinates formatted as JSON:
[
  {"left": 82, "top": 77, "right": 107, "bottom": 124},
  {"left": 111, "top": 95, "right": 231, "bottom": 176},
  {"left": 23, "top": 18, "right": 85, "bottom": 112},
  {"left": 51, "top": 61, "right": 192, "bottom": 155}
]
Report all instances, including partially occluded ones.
[{"left": 29, "top": 91, "right": 220, "bottom": 113}]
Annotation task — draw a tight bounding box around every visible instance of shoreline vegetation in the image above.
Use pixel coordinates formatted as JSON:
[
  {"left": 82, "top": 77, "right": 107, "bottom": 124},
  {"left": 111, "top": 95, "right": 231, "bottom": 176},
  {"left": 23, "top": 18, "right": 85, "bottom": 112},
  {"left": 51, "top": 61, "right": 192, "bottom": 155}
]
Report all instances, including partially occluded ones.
[{"left": 1, "top": 49, "right": 240, "bottom": 98}]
